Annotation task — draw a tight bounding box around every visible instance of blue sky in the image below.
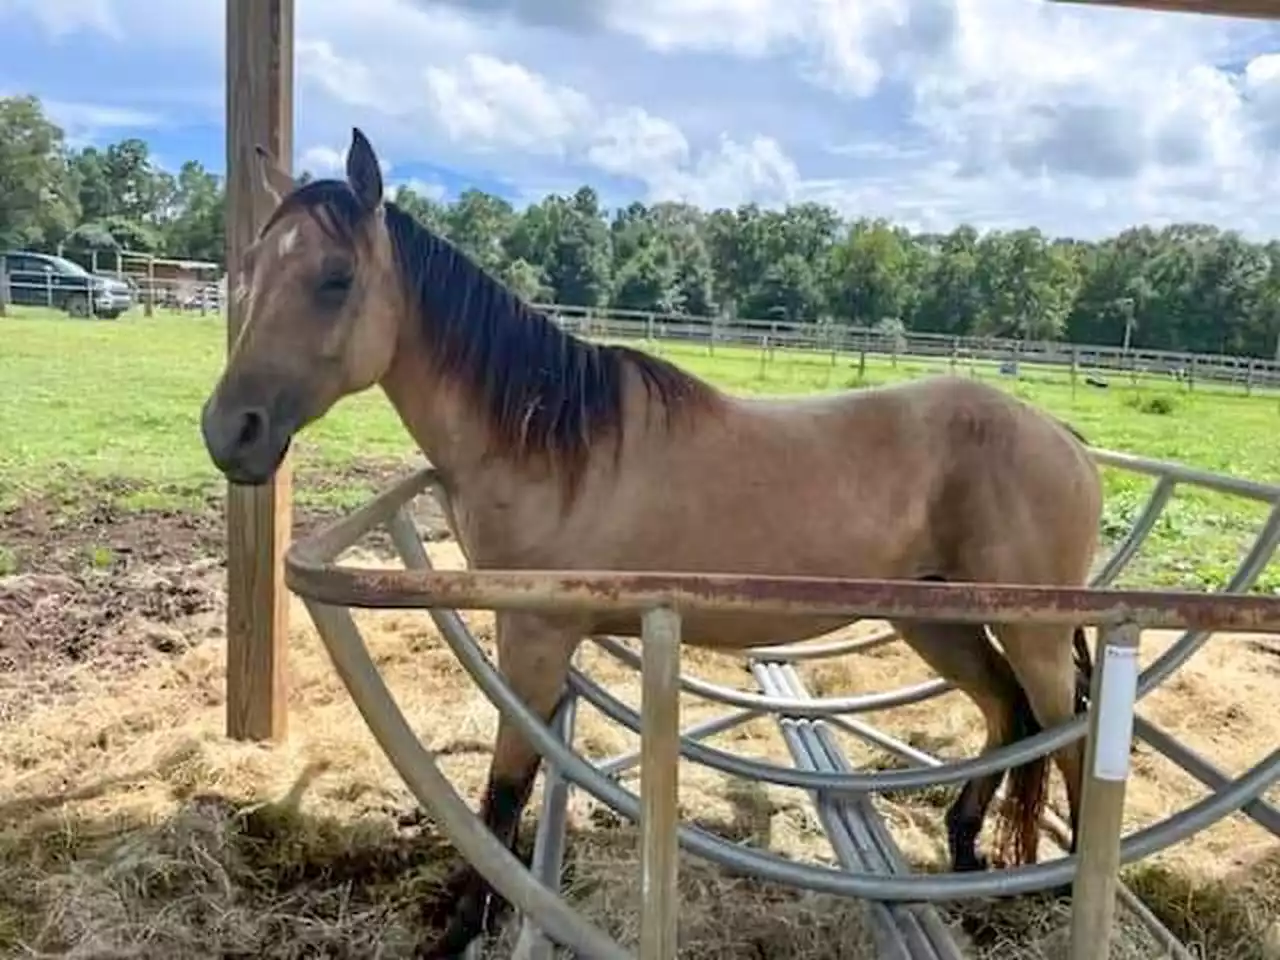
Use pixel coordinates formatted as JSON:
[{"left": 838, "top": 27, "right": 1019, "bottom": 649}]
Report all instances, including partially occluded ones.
[{"left": 3, "top": 0, "right": 1280, "bottom": 238}]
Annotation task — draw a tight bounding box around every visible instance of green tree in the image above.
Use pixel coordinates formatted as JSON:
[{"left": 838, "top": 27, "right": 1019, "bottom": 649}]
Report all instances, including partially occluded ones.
[
  {"left": 14, "top": 109, "right": 1280, "bottom": 360},
  {"left": 163, "top": 161, "right": 224, "bottom": 261},
  {"left": 0, "top": 95, "right": 79, "bottom": 248},
  {"left": 445, "top": 188, "right": 515, "bottom": 274}
]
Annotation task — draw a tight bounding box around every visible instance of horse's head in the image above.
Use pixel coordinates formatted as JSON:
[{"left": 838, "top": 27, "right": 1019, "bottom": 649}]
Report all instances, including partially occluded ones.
[{"left": 201, "top": 127, "right": 401, "bottom": 485}]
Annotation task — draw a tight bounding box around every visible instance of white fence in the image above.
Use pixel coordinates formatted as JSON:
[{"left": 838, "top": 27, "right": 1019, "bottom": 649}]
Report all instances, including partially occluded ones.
[
  {"left": 4, "top": 269, "right": 1275, "bottom": 392},
  {"left": 539, "top": 303, "right": 1280, "bottom": 393}
]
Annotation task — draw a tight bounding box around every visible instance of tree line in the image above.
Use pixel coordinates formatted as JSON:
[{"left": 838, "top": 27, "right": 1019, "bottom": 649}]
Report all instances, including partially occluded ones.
[{"left": 3, "top": 93, "right": 1278, "bottom": 358}]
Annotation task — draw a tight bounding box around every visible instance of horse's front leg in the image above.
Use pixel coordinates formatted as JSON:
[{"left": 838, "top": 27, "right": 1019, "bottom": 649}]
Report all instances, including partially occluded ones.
[{"left": 424, "top": 612, "right": 581, "bottom": 959}]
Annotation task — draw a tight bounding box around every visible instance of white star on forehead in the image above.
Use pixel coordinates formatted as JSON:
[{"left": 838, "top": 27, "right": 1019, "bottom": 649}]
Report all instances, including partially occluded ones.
[{"left": 277, "top": 225, "right": 301, "bottom": 258}]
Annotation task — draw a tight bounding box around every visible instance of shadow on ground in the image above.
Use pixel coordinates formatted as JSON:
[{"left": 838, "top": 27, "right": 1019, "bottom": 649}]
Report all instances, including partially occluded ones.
[{"left": 0, "top": 777, "right": 880, "bottom": 960}]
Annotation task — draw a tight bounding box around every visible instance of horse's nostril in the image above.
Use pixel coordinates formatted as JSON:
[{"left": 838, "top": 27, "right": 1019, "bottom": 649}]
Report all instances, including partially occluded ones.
[{"left": 237, "top": 409, "right": 266, "bottom": 449}]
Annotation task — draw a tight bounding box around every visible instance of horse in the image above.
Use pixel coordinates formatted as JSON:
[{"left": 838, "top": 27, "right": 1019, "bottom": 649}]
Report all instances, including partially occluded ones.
[{"left": 200, "top": 127, "right": 1103, "bottom": 958}]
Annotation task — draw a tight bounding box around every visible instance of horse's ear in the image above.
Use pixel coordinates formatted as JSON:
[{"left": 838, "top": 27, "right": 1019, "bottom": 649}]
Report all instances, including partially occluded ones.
[
  {"left": 254, "top": 144, "right": 295, "bottom": 207},
  {"left": 346, "top": 127, "right": 383, "bottom": 213}
]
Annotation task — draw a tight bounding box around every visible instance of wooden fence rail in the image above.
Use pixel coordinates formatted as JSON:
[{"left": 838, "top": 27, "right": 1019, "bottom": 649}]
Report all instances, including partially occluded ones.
[{"left": 536, "top": 302, "right": 1280, "bottom": 392}]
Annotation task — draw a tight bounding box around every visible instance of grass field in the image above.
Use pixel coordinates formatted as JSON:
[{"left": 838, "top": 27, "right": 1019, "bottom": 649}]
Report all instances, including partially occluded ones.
[
  {"left": 4, "top": 308, "right": 1279, "bottom": 592},
  {"left": 1, "top": 307, "right": 1279, "bottom": 959}
]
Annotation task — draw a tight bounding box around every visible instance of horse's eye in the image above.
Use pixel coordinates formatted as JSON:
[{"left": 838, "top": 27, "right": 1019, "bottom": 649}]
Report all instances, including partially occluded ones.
[{"left": 316, "top": 269, "right": 353, "bottom": 303}]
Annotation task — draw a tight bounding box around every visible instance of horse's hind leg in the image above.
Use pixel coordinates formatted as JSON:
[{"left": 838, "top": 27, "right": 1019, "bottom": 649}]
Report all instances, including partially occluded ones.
[
  {"left": 425, "top": 612, "right": 580, "bottom": 959},
  {"left": 893, "top": 620, "right": 1025, "bottom": 872},
  {"left": 991, "top": 621, "right": 1087, "bottom": 861}
]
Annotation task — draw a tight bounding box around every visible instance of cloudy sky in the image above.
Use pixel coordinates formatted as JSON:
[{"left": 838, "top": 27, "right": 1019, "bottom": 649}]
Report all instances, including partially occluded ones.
[{"left": 3, "top": 0, "right": 1280, "bottom": 238}]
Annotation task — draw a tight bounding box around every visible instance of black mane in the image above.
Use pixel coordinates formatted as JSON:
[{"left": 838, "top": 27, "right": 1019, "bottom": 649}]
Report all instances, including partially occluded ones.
[{"left": 266, "top": 179, "right": 714, "bottom": 488}]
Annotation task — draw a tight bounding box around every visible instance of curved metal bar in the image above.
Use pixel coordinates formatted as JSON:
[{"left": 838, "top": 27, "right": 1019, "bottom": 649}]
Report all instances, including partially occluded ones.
[
  {"left": 569, "top": 666, "right": 1050, "bottom": 793},
  {"left": 746, "top": 627, "right": 899, "bottom": 661},
  {"left": 287, "top": 447, "right": 1280, "bottom": 911},
  {"left": 558, "top": 492, "right": 1280, "bottom": 795},
  {"left": 818, "top": 705, "right": 1199, "bottom": 960},
  {"left": 1134, "top": 500, "right": 1280, "bottom": 698},
  {"left": 1089, "top": 475, "right": 1178, "bottom": 587},
  {"left": 1134, "top": 715, "right": 1280, "bottom": 837},
  {"left": 591, "top": 634, "right": 949, "bottom": 717},
  {"left": 571, "top": 465, "right": 1181, "bottom": 792},
  {"left": 413, "top": 576, "right": 1280, "bottom": 901},
  {"left": 301, "top": 599, "right": 628, "bottom": 959},
  {"left": 1091, "top": 448, "right": 1280, "bottom": 503}
]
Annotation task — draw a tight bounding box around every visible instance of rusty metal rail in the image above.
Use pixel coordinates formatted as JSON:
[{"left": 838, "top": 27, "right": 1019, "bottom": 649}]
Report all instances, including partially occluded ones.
[
  {"left": 285, "top": 449, "right": 1280, "bottom": 960},
  {"left": 289, "top": 562, "right": 1280, "bottom": 631},
  {"left": 285, "top": 481, "right": 1280, "bottom": 632}
]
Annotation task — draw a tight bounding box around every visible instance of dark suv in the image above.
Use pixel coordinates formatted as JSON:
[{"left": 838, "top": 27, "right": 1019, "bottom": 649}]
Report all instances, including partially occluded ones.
[{"left": 1, "top": 250, "right": 134, "bottom": 319}]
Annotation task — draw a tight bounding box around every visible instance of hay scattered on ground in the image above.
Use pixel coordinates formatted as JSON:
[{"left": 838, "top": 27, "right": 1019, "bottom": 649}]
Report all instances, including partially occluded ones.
[{"left": 2, "top": 529, "right": 1278, "bottom": 958}]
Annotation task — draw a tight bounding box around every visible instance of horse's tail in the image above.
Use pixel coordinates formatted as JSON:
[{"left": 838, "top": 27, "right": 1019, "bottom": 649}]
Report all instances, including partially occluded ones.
[
  {"left": 994, "top": 683, "right": 1049, "bottom": 868},
  {"left": 1073, "top": 625, "right": 1093, "bottom": 712}
]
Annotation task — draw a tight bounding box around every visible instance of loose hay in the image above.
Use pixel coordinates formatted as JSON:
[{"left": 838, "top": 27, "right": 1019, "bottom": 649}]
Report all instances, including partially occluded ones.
[{"left": 2, "top": 529, "right": 1278, "bottom": 958}]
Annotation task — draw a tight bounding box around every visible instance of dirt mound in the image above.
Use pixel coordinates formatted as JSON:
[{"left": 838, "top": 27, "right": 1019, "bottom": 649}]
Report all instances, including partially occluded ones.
[
  {"left": 2, "top": 489, "right": 224, "bottom": 578},
  {"left": 0, "top": 481, "right": 230, "bottom": 722},
  {"left": 0, "top": 564, "right": 223, "bottom": 722},
  {"left": 0, "top": 459, "right": 450, "bottom": 724}
]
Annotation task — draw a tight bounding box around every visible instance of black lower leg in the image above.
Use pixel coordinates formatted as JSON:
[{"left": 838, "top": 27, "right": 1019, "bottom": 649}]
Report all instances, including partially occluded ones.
[
  {"left": 425, "top": 771, "right": 538, "bottom": 959},
  {"left": 945, "top": 769, "right": 1009, "bottom": 873},
  {"left": 945, "top": 780, "right": 991, "bottom": 872}
]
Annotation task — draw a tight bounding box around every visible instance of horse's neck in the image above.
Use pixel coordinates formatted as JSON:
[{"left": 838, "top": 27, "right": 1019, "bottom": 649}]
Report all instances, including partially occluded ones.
[
  {"left": 376, "top": 330, "right": 564, "bottom": 539},
  {"left": 378, "top": 332, "right": 487, "bottom": 481}
]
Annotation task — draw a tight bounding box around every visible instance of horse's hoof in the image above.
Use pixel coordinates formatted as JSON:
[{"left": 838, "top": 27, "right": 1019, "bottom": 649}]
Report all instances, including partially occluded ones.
[
  {"left": 421, "top": 865, "right": 507, "bottom": 958},
  {"left": 395, "top": 806, "right": 429, "bottom": 830},
  {"left": 1047, "top": 880, "right": 1074, "bottom": 901},
  {"left": 952, "top": 853, "right": 989, "bottom": 873}
]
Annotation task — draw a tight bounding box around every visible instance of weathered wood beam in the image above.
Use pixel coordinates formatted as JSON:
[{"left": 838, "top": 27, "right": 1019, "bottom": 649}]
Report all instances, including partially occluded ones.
[
  {"left": 1050, "top": 0, "right": 1280, "bottom": 20},
  {"left": 223, "top": 0, "right": 294, "bottom": 742}
]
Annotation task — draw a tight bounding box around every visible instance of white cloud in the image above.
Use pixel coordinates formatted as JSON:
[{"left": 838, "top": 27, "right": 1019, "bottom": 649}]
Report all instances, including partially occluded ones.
[
  {"left": 416, "top": 55, "right": 805, "bottom": 207},
  {"left": 298, "top": 142, "right": 394, "bottom": 179},
  {"left": 585, "top": 107, "right": 690, "bottom": 177},
  {"left": 5, "top": 0, "right": 1280, "bottom": 236},
  {"left": 423, "top": 53, "right": 592, "bottom": 155},
  {"left": 604, "top": 0, "right": 804, "bottom": 59},
  {"left": 35, "top": 98, "right": 163, "bottom": 148},
  {"left": 648, "top": 134, "right": 801, "bottom": 209},
  {"left": 0, "top": 0, "right": 122, "bottom": 39},
  {"left": 43, "top": 100, "right": 160, "bottom": 130},
  {"left": 298, "top": 145, "right": 344, "bottom": 175},
  {"left": 394, "top": 177, "right": 448, "bottom": 202},
  {"left": 296, "top": 40, "right": 389, "bottom": 113}
]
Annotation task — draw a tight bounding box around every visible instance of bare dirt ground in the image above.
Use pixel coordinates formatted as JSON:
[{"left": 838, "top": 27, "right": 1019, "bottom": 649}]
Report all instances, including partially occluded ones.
[{"left": 1, "top": 465, "right": 1278, "bottom": 959}]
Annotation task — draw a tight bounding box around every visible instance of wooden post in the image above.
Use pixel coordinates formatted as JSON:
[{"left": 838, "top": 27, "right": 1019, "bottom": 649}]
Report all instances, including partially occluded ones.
[
  {"left": 1069, "top": 621, "right": 1141, "bottom": 960},
  {"left": 144, "top": 256, "right": 155, "bottom": 317},
  {"left": 0, "top": 255, "right": 8, "bottom": 317},
  {"left": 223, "top": 0, "right": 294, "bottom": 742}
]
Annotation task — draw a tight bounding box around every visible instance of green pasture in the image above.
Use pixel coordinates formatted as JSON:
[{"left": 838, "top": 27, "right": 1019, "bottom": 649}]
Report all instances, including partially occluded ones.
[{"left": 2, "top": 307, "right": 1278, "bottom": 593}]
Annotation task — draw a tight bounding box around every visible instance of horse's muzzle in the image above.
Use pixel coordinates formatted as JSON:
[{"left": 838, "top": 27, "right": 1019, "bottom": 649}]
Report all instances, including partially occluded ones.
[{"left": 201, "top": 394, "right": 292, "bottom": 486}]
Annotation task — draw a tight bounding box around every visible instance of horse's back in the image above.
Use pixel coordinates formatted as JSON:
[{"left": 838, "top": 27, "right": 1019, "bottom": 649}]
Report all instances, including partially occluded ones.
[
  {"left": 600, "top": 374, "right": 1100, "bottom": 581},
  {"left": 525, "top": 373, "right": 1102, "bottom": 646}
]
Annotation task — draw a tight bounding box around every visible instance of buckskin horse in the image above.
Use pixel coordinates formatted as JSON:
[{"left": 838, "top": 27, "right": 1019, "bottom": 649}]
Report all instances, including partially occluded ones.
[{"left": 200, "top": 128, "right": 1102, "bottom": 958}]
